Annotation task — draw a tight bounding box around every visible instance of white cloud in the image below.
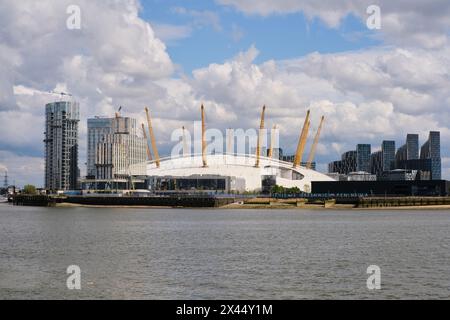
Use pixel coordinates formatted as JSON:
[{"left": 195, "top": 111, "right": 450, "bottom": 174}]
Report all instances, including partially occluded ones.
[
  {"left": 186, "top": 45, "right": 450, "bottom": 175},
  {"left": 230, "top": 23, "right": 244, "bottom": 42},
  {"left": 216, "top": 0, "right": 450, "bottom": 48},
  {"left": 151, "top": 23, "right": 192, "bottom": 43},
  {"left": 0, "top": 151, "right": 44, "bottom": 188},
  {"left": 0, "top": 0, "right": 175, "bottom": 185},
  {"left": 172, "top": 6, "right": 222, "bottom": 32}
]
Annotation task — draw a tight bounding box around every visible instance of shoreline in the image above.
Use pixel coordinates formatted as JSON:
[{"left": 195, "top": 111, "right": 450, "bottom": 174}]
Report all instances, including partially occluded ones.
[
  {"left": 51, "top": 202, "right": 450, "bottom": 210},
  {"left": 55, "top": 202, "right": 189, "bottom": 209},
  {"left": 221, "top": 203, "right": 450, "bottom": 210},
  {"left": 9, "top": 194, "right": 450, "bottom": 210}
]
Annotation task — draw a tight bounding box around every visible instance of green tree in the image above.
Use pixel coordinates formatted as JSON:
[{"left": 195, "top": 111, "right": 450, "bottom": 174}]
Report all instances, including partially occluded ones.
[
  {"left": 271, "top": 185, "right": 284, "bottom": 194},
  {"left": 23, "top": 185, "right": 37, "bottom": 195},
  {"left": 287, "top": 187, "right": 300, "bottom": 194}
]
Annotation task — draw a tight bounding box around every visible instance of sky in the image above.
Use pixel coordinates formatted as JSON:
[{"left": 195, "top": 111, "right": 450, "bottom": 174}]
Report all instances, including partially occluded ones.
[{"left": 0, "top": 0, "right": 450, "bottom": 187}]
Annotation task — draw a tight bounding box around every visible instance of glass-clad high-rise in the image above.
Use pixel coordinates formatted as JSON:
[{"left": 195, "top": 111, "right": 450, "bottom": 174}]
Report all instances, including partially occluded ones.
[
  {"left": 87, "top": 117, "right": 113, "bottom": 178},
  {"left": 382, "top": 140, "right": 396, "bottom": 171},
  {"left": 420, "top": 131, "right": 441, "bottom": 180},
  {"left": 44, "top": 101, "right": 80, "bottom": 191},
  {"left": 356, "top": 144, "right": 371, "bottom": 173}
]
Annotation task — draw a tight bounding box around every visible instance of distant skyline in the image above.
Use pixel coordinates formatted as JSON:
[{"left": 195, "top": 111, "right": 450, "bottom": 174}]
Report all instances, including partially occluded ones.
[{"left": 0, "top": 0, "right": 449, "bottom": 187}]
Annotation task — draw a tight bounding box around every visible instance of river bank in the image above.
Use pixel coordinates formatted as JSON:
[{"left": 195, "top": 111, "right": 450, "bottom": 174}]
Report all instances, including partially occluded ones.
[
  {"left": 50, "top": 201, "right": 450, "bottom": 211},
  {"left": 9, "top": 194, "right": 450, "bottom": 210},
  {"left": 222, "top": 202, "right": 450, "bottom": 210}
]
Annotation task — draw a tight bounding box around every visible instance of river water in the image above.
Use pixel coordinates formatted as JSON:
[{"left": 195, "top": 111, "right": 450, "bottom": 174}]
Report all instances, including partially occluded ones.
[{"left": 0, "top": 203, "right": 449, "bottom": 299}]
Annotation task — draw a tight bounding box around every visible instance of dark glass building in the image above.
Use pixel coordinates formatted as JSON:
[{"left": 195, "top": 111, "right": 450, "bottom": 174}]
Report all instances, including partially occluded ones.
[
  {"left": 370, "top": 151, "right": 383, "bottom": 176},
  {"left": 382, "top": 140, "right": 396, "bottom": 171},
  {"left": 396, "top": 134, "right": 419, "bottom": 163},
  {"left": 420, "top": 131, "right": 441, "bottom": 180},
  {"left": 356, "top": 144, "right": 371, "bottom": 173},
  {"left": 393, "top": 132, "right": 441, "bottom": 180},
  {"left": 328, "top": 132, "right": 441, "bottom": 182},
  {"left": 312, "top": 180, "right": 449, "bottom": 197},
  {"left": 328, "top": 150, "right": 357, "bottom": 174},
  {"left": 406, "top": 134, "right": 419, "bottom": 160}
]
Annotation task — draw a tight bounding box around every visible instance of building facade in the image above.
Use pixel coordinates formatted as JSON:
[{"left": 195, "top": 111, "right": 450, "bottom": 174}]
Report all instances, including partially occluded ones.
[
  {"left": 370, "top": 150, "right": 383, "bottom": 176},
  {"left": 87, "top": 117, "right": 113, "bottom": 178},
  {"left": 312, "top": 180, "right": 449, "bottom": 197},
  {"left": 94, "top": 130, "right": 147, "bottom": 180},
  {"left": 84, "top": 116, "right": 147, "bottom": 190},
  {"left": 327, "top": 132, "right": 441, "bottom": 182},
  {"left": 44, "top": 101, "right": 80, "bottom": 191},
  {"left": 328, "top": 150, "right": 357, "bottom": 175},
  {"left": 146, "top": 154, "right": 334, "bottom": 193},
  {"left": 406, "top": 134, "right": 419, "bottom": 160},
  {"left": 382, "top": 140, "right": 396, "bottom": 171},
  {"left": 356, "top": 144, "right": 371, "bottom": 173},
  {"left": 369, "top": 141, "right": 396, "bottom": 177},
  {"left": 396, "top": 134, "right": 419, "bottom": 163},
  {"left": 420, "top": 131, "right": 441, "bottom": 180},
  {"left": 347, "top": 172, "right": 377, "bottom": 181},
  {"left": 378, "top": 169, "right": 418, "bottom": 181}
]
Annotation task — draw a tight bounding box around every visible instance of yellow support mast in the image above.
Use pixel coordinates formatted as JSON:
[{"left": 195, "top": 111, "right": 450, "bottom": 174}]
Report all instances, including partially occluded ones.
[
  {"left": 306, "top": 116, "right": 325, "bottom": 169},
  {"left": 144, "top": 107, "right": 160, "bottom": 168},
  {"left": 255, "top": 105, "right": 266, "bottom": 167},
  {"left": 293, "top": 110, "right": 311, "bottom": 168},
  {"left": 141, "top": 123, "right": 153, "bottom": 161}
]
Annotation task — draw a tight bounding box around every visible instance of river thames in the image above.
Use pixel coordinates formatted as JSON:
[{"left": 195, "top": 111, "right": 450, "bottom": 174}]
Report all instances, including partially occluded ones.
[{"left": 0, "top": 203, "right": 449, "bottom": 299}]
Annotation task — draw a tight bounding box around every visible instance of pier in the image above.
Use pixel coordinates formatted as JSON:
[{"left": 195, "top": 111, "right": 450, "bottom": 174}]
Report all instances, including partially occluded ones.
[{"left": 12, "top": 195, "right": 60, "bottom": 207}]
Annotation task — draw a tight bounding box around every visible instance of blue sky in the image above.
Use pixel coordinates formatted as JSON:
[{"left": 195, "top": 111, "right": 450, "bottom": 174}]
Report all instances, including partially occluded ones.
[{"left": 140, "top": 0, "right": 381, "bottom": 73}]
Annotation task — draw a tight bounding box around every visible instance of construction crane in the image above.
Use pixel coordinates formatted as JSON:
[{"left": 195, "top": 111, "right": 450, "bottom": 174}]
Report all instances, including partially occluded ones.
[
  {"left": 115, "top": 106, "right": 123, "bottom": 119},
  {"left": 255, "top": 105, "right": 266, "bottom": 168},
  {"left": 268, "top": 124, "right": 277, "bottom": 159},
  {"left": 306, "top": 116, "right": 325, "bottom": 169},
  {"left": 48, "top": 91, "right": 73, "bottom": 101},
  {"left": 141, "top": 123, "right": 153, "bottom": 161},
  {"left": 201, "top": 104, "right": 208, "bottom": 167},
  {"left": 144, "top": 107, "right": 160, "bottom": 168},
  {"left": 293, "top": 110, "right": 311, "bottom": 168}
]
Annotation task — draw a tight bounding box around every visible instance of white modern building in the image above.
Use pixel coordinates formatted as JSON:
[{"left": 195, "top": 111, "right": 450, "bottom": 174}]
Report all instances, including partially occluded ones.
[{"left": 146, "top": 153, "right": 334, "bottom": 193}]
